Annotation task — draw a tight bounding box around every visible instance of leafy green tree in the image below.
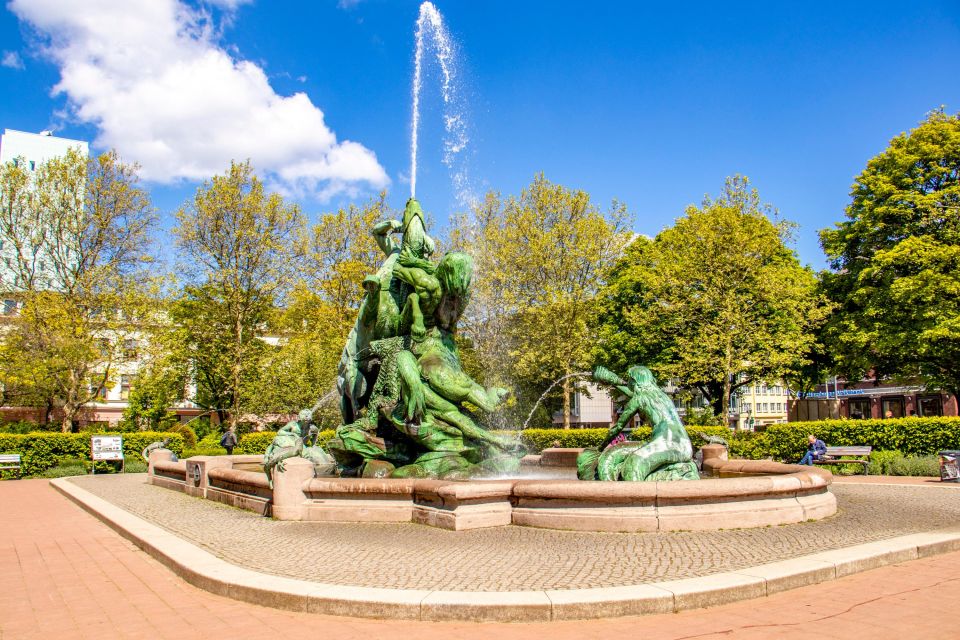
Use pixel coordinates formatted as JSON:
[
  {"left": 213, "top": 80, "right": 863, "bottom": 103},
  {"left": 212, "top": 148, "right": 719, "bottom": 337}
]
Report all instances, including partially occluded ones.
[
  {"left": 451, "top": 175, "right": 632, "bottom": 428},
  {"left": 248, "top": 195, "right": 390, "bottom": 420},
  {"left": 0, "top": 149, "right": 156, "bottom": 431},
  {"left": 172, "top": 161, "right": 304, "bottom": 427},
  {"left": 594, "top": 176, "right": 829, "bottom": 418},
  {"left": 820, "top": 109, "right": 960, "bottom": 396}
]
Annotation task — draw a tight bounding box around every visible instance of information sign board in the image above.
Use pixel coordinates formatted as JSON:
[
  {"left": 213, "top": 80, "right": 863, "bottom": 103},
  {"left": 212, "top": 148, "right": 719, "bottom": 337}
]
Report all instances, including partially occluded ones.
[{"left": 92, "top": 435, "right": 124, "bottom": 461}]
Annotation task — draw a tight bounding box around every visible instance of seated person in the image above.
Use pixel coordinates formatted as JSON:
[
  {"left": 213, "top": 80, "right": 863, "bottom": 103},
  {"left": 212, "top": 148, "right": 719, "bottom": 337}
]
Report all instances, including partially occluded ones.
[{"left": 799, "top": 434, "right": 827, "bottom": 465}]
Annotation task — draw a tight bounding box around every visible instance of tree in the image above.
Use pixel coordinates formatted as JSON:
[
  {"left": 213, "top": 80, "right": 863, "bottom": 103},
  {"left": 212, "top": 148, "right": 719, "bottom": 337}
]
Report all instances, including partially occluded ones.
[
  {"left": 0, "top": 149, "right": 156, "bottom": 431},
  {"left": 173, "top": 161, "right": 304, "bottom": 427},
  {"left": 451, "top": 175, "right": 632, "bottom": 428},
  {"left": 594, "top": 176, "right": 829, "bottom": 418},
  {"left": 248, "top": 194, "right": 390, "bottom": 419},
  {"left": 820, "top": 109, "right": 960, "bottom": 395}
]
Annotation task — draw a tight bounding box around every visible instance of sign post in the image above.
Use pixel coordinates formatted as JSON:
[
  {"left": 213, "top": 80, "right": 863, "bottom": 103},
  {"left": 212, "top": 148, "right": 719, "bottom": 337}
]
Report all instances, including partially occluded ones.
[{"left": 91, "top": 435, "right": 124, "bottom": 474}]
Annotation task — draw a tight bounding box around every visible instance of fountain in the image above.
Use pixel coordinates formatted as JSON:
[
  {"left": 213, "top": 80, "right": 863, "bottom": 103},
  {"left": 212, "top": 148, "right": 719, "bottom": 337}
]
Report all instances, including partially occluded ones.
[{"left": 145, "top": 1, "right": 837, "bottom": 532}]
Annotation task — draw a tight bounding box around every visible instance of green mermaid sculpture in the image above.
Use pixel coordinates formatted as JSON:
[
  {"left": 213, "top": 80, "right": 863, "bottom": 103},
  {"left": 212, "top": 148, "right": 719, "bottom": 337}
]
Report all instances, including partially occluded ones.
[{"left": 577, "top": 365, "right": 699, "bottom": 482}]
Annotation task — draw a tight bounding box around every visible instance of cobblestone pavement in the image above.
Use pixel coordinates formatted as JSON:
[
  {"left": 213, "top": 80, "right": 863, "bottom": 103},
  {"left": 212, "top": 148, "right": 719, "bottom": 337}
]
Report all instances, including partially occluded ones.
[
  {"left": 6, "top": 478, "right": 960, "bottom": 639},
  {"left": 67, "top": 474, "right": 960, "bottom": 592}
]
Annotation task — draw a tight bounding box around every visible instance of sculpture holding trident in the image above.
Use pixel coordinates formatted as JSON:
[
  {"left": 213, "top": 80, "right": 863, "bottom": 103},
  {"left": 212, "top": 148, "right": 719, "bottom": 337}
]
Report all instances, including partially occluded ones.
[{"left": 577, "top": 365, "right": 699, "bottom": 482}]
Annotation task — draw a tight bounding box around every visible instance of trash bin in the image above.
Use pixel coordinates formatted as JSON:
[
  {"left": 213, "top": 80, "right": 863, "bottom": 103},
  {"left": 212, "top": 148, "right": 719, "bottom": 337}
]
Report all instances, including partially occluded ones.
[{"left": 939, "top": 451, "right": 960, "bottom": 482}]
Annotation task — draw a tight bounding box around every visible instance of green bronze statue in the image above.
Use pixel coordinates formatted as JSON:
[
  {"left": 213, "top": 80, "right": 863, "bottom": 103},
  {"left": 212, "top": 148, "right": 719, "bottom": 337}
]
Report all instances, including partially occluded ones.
[
  {"left": 321, "top": 197, "right": 521, "bottom": 479},
  {"left": 264, "top": 409, "right": 337, "bottom": 487},
  {"left": 577, "top": 365, "right": 699, "bottom": 482}
]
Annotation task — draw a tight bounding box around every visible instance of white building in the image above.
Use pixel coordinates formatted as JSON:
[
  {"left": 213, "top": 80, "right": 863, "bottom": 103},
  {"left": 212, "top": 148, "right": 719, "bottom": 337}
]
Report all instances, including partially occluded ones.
[{"left": 0, "top": 128, "right": 88, "bottom": 169}]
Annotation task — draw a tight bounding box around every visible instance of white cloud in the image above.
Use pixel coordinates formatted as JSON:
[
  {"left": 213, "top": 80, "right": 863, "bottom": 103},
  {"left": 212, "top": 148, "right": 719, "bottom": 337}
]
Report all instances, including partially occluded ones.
[
  {"left": 337, "top": 0, "right": 362, "bottom": 9},
  {"left": 9, "top": 0, "right": 389, "bottom": 200},
  {"left": 1, "top": 51, "right": 24, "bottom": 69}
]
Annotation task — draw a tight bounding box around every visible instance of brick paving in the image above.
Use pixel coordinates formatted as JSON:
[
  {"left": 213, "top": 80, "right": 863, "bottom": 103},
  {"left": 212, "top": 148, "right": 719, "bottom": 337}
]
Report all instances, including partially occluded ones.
[
  {"left": 65, "top": 473, "right": 960, "bottom": 591},
  {"left": 3, "top": 477, "right": 960, "bottom": 639}
]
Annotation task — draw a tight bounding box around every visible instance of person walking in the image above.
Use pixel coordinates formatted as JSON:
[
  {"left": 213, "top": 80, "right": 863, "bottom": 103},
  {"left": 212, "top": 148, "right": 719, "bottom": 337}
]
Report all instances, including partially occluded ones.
[
  {"left": 799, "top": 434, "right": 827, "bottom": 465},
  {"left": 220, "top": 427, "right": 238, "bottom": 455}
]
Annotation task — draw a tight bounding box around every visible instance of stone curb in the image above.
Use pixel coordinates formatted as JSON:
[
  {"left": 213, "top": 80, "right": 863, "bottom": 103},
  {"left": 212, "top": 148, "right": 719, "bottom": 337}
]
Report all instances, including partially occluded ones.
[{"left": 50, "top": 477, "right": 960, "bottom": 623}]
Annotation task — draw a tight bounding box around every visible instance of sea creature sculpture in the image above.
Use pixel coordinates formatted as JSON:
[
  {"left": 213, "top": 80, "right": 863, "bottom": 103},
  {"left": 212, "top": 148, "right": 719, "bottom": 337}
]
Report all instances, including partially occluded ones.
[{"left": 577, "top": 365, "right": 699, "bottom": 482}]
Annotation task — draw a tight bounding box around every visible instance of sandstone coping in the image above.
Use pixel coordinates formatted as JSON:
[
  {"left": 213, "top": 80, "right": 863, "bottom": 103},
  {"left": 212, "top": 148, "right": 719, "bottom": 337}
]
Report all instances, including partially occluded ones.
[
  {"left": 50, "top": 476, "right": 960, "bottom": 623},
  {"left": 146, "top": 450, "right": 837, "bottom": 532},
  {"left": 539, "top": 448, "right": 582, "bottom": 467}
]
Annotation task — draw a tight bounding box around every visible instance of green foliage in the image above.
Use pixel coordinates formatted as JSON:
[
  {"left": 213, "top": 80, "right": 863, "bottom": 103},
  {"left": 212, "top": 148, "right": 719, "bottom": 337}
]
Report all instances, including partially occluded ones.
[
  {"left": 820, "top": 109, "right": 960, "bottom": 395},
  {"left": 173, "top": 160, "right": 305, "bottom": 426},
  {"left": 517, "top": 428, "right": 608, "bottom": 452},
  {"left": 450, "top": 175, "right": 632, "bottom": 428},
  {"left": 166, "top": 424, "right": 197, "bottom": 449},
  {"left": 0, "top": 420, "right": 60, "bottom": 434},
  {"left": 0, "top": 431, "right": 184, "bottom": 477},
  {"left": 0, "top": 149, "right": 157, "bottom": 431},
  {"left": 868, "top": 450, "right": 940, "bottom": 476},
  {"left": 684, "top": 408, "right": 723, "bottom": 427},
  {"left": 593, "top": 176, "right": 830, "bottom": 416}
]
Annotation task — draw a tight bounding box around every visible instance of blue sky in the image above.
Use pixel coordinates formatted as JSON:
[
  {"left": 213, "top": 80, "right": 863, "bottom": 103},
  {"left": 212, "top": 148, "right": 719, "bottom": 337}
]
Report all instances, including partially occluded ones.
[{"left": 1, "top": 0, "right": 958, "bottom": 267}]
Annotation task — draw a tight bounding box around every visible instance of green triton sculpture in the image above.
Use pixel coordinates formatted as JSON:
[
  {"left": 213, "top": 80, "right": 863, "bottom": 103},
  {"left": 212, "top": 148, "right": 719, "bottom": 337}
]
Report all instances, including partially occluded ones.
[
  {"left": 319, "top": 197, "right": 521, "bottom": 479},
  {"left": 264, "top": 409, "right": 338, "bottom": 487},
  {"left": 577, "top": 365, "right": 700, "bottom": 482}
]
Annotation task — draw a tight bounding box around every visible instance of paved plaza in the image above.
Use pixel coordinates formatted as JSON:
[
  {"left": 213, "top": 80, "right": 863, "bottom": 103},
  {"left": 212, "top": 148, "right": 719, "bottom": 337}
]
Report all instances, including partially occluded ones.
[
  {"left": 66, "top": 473, "right": 960, "bottom": 591},
  {"left": 3, "top": 477, "right": 960, "bottom": 639}
]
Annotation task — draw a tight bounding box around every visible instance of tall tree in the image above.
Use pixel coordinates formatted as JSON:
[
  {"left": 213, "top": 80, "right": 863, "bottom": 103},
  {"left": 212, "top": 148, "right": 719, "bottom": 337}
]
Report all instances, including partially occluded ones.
[
  {"left": 820, "top": 109, "right": 960, "bottom": 395},
  {"left": 173, "top": 161, "right": 304, "bottom": 427},
  {"left": 248, "top": 194, "right": 390, "bottom": 419},
  {"left": 594, "top": 176, "right": 829, "bottom": 418},
  {"left": 0, "top": 149, "right": 156, "bottom": 430},
  {"left": 451, "top": 175, "right": 632, "bottom": 428}
]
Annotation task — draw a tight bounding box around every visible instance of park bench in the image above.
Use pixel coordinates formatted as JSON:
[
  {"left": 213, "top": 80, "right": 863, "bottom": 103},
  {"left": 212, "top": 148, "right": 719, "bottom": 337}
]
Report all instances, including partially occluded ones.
[
  {"left": 814, "top": 446, "right": 872, "bottom": 475},
  {"left": 0, "top": 453, "right": 22, "bottom": 479}
]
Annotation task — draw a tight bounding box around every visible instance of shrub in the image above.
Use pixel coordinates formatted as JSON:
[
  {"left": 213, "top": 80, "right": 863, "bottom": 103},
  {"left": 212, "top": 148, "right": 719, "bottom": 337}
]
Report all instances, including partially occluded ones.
[
  {"left": 0, "top": 420, "right": 61, "bottom": 434},
  {"left": 167, "top": 424, "right": 197, "bottom": 449},
  {"left": 0, "top": 431, "right": 184, "bottom": 477},
  {"left": 759, "top": 417, "right": 960, "bottom": 461}
]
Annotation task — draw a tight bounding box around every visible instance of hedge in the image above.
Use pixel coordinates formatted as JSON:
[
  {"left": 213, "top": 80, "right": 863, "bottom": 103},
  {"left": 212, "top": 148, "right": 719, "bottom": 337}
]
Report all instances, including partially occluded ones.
[
  {"left": 0, "top": 431, "right": 185, "bottom": 477},
  {"left": 749, "top": 417, "right": 960, "bottom": 461}
]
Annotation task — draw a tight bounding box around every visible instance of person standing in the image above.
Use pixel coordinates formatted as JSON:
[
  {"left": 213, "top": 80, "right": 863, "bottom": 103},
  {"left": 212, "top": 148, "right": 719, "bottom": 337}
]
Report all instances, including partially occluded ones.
[
  {"left": 220, "top": 427, "right": 238, "bottom": 455},
  {"left": 799, "top": 434, "right": 827, "bottom": 465}
]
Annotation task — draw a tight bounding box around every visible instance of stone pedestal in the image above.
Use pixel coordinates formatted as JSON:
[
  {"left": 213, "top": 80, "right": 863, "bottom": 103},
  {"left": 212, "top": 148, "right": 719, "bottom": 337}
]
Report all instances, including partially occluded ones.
[
  {"left": 183, "top": 456, "right": 233, "bottom": 498},
  {"left": 413, "top": 480, "right": 515, "bottom": 530},
  {"left": 271, "top": 457, "right": 314, "bottom": 521}
]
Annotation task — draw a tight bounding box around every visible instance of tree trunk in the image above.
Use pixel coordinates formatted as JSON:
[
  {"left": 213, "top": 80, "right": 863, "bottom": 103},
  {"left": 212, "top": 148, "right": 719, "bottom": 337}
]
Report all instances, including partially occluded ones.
[
  {"left": 61, "top": 403, "right": 76, "bottom": 433},
  {"left": 722, "top": 374, "right": 732, "bottom": 429},
  {"left": 562, "top": 376, "right": 572, "bottom": 430}
]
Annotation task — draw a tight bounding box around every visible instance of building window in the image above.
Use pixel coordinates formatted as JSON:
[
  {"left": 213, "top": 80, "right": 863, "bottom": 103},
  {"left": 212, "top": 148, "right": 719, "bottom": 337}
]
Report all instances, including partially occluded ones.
[
  {"left": 28, "top": 160, "right": 35, "bottom": 171},
  {"left": 848, "top": 398, "right": 870, "bottom": 419},
  {"left": 88, "top": 379, "right": 107, "bottom": 401},
  {"left": 2, "top": 299, "right": 16, "bottom": 315},
  {"left": 743, "top": 403, "right": 752, "bottom": 413},
  {"left": 123, "top": 338, "right": 138, "bottom": 361},
  {"left": 918, "top": 395, "right": 943, "bottom": 417},
  {"left": 881, "top": 397, "right": 904, "bottom": 419},
  {"left": 120, "top": 375, "right": 131, "bottom": 401}
]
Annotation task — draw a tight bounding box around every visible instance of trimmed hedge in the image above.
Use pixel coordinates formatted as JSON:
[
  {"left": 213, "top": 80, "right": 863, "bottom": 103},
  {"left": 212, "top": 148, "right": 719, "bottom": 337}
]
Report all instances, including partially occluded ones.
[
  {"left": 751, "top": 418, "right": 960, "bottom": 462},
  {"left": 0, "top": 431, "right": 185, "bottom": 477}
]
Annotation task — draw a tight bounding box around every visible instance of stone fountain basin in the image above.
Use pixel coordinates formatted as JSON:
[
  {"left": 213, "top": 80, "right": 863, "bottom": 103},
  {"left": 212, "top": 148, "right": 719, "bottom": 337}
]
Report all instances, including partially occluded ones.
[{"left": 148, "top": 447, "right": 836, "bottom": 532}]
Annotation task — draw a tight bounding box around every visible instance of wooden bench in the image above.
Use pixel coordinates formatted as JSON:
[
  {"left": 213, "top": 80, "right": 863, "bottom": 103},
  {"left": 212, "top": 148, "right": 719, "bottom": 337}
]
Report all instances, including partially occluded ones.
[
  {"left": 814, "top": 446, "right": 872, "bottom": 475},
  {"left": 0, "top": 453, "right": 22, "bottom": 479}
]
